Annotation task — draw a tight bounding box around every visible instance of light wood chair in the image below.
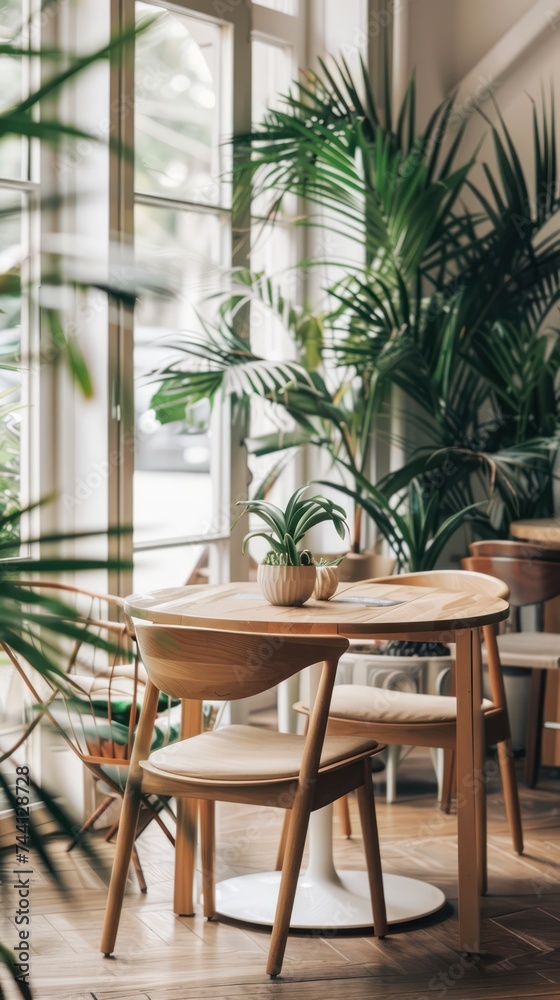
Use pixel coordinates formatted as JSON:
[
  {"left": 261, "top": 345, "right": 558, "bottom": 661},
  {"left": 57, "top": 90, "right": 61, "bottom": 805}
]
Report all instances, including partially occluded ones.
[
  {"left": 100, "top": 625, "right": 387, "bottom": 978},
  {"left": 469, "top": 540, "right": 560, "bottom": 562},
  {"left": 464, "top": 548, "right": 560, "bottom": 787},
  {"left": 284, "top": 570, "right": 523, "bottom": 891}
]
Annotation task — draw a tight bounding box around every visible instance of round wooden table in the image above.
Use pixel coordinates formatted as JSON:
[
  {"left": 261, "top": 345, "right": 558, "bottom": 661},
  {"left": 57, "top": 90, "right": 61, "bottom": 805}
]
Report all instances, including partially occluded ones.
[
  {"left": 511, "top": 518, "right": 560, "bottom": 549},
  {"left": 126, "top": 580, "right": 509, "bottom": 952}
]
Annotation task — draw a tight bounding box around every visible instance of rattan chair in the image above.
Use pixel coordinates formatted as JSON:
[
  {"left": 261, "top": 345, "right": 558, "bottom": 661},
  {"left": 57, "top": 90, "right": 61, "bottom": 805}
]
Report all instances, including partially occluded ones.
[{"left": 4, "top": 581, "right": 178, "bottom": 889}]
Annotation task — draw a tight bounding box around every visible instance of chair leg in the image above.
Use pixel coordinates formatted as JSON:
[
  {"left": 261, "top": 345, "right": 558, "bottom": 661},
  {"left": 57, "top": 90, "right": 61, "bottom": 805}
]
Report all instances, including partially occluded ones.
[
  {"left": 275, "top": 809, "right": 290, "bottom": 870},
  {"left": 475, "top": 757, "right": 487, "bottom": 896},
  {"left": 131, "top": 846, "right": 147, "bottom": 893},
  {"left": 101, "top": 681, "right": 160, "bottom": 957},
  {"left": 440, "top": 749, "right": 455, "bottom": 813},
  {"left": 142, "top": 798, "right": 176, "bottom": 848},
  {"left": 174, "top": 799, "right": 198, "bottom": 916},
  {"left": 385, "top": 745, "right": 400, "bottom": 804},
  {"left": 67, "top": 795, "right": 114, "bottom": 852},
  {"left": 200, "top": 799, "right": 215, "bottom": 919},
  {"left": 356, "top": 760, "right": 387, "bottom": 937},
  {"left": 497, "top": 738, "right": 523, "bottom": 854},
  {"left": 525, "top": 670, "right": 546, "bottom": 788},
  {"left": 431, "top": 748, "right": 443, "bottom": 801},
  {"left": 267, "top": 795, "right": 313, "bottom": 977},
  {"left": 337, "top": 795, "right": 352, "bottom": 838},
  {"left": 104, "top": 817, "right": 120, "bottom": 843},
  {"left": 100, "top": 779, "right": 144, "bottom": 955}
]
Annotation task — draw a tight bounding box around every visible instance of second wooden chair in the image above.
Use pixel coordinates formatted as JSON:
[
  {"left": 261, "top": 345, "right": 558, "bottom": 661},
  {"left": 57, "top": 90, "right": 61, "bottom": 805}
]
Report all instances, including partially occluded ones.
[{"left": 284, "top": 570, "right": 523, "bottom": 892}]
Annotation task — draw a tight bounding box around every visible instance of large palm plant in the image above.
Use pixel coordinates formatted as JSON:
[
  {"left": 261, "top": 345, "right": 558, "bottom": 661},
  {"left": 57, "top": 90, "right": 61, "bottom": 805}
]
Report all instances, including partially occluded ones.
[
  {"left": 150, "top": 60, "right": 477, "bottom": 552},
  {"left": 150, "top": 58, "right": 560, "bottom": 566}
]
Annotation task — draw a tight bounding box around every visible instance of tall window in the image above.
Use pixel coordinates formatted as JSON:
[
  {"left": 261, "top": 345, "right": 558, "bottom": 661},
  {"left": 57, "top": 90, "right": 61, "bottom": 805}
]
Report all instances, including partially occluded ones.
[
  {"left": 0, "top": 0, "right": 39, "bottom": 805},
  {"left": 247, "top": 35, "right": 300, "bottom": 516},
  {"left": 0, "top": 0, "right": 36, "bottom": 528},
  {"left": 132, "top": 3, "right": 231, "bottom": 591},
  {"left": 124, "top": 0, "right": 306, "bottom": 591}
]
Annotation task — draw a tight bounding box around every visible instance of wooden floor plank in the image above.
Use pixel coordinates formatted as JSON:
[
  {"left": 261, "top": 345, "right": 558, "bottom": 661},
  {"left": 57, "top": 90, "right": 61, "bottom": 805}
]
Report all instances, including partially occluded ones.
[{"left": 1, "top": 750, "right": 559, "bottom": 1000}]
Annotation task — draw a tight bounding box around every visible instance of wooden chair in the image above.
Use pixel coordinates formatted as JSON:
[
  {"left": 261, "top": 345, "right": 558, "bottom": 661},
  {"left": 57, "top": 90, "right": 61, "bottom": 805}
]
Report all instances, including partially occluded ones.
[
  {"left": 284, "top": 570, "right": 523, "bottom": 892},
  {"left": 469, "top": 539, "right": 560, "bottom": 561},
  {"left": 3, "top": 581, "right": 177, "bottom": 890},
  {"left": 464, "top": 547, "right": 560, "bottom": 788},
  {"left": 100, "top": 626, "right": 387, "bottom": 978}
]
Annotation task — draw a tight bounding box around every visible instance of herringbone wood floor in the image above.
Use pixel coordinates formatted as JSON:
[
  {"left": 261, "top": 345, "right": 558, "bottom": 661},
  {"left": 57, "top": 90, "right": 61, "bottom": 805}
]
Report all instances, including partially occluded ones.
[{"left": 1, "top": 750, "right": 560, "bottom": 999}]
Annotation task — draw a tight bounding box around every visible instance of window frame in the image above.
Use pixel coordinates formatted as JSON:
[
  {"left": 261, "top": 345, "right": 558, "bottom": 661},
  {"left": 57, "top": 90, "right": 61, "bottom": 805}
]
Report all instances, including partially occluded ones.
[
  {"left": 0, "top": 0, "right": 41, "bottom": 536},
  {"left": 109, "top": 0, "right": 309, "bottom": 594}
]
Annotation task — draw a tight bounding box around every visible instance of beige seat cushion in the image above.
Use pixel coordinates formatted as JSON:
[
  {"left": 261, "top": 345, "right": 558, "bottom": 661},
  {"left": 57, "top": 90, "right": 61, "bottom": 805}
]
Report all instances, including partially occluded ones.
[
  {"left": 484, "top": 632, "right": 560, "bottom": 670},
  {"left": 95, "top": 661, "right": 149, "bottom": 683},
  {"left": 66, "top": 673, "right": 146, "bottom": 703},
  {"left": 143, "top": 724, "right": 379, "bottom": 782},
  {"left": 296, "top": 687, "right": 494, "bottom": 724}
]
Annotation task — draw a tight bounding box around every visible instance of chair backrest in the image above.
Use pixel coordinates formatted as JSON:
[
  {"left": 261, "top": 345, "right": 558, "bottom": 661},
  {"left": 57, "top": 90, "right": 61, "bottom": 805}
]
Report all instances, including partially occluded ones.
[
  {"left": 375, "top": 568, "right": 512, "bottom": 713},
  {"left": 462, "top": 556, "right": 560, "bottom": 607},
  {"left": 3, "top": 583, "right": 150, "bottom": 781},
  {"left": 372, "top": 568, "right": 509, "bottom": 601},
  {"left": 469, "top": 539, "right": 560, "bottom": 562},
  {"left": 337, "top": 551, "right": 397, "bottom": 583},
  {"left": 131, "top": 626, "right": 357, "bottom": 807},
  {"left": 134, "top": 623, "right": 349, "bottom": 701}
]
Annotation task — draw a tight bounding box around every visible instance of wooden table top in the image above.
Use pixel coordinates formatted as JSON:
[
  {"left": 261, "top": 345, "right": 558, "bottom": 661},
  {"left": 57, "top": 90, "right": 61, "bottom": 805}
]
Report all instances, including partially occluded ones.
[
  {"left": 510, "top": 518, "right": 560, "bottom": 547},
  {"left": 125, "top": 580, "right": 509, "bottom": 638}
]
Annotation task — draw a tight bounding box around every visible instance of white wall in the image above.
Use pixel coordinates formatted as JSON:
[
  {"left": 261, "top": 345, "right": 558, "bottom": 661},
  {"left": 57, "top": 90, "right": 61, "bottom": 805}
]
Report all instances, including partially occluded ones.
[{"left": 406, "top": 0, "right": 539, "bottom": 122}]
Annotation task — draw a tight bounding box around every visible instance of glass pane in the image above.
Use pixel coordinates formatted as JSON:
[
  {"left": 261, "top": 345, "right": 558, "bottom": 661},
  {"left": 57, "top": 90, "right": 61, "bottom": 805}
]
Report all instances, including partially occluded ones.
[
  {"left": 252, "top": 39, "right": 293, "bottom": 124},
  {"left": 323, "top": 0, "right": 367, "bottom": 78},
  {"left": 253, "top": 0, "right": 298, "bottom": 14},
  {"left": 134, "top": 203, "right": 226, "bottom": 545},
  {"left": 0, "top": 0, "right": 27, "bottom": 179},
  {"left": 0, "top": 188, "right": 23, "bottom": 527},
  {"left": 135, "top": 202, "right": 225, "bottom": 332},
  {"left": 133, "top": 542, "right": 206, "bottom": 593},
  {"left": 135, "top": 2, "right": 228, "bottom": 206},
  {"left": 248, "top": 222, "right": 297, "bottom": 515},
  {"left": 252, "top": 39, "right": 296, "bottom": 220}
]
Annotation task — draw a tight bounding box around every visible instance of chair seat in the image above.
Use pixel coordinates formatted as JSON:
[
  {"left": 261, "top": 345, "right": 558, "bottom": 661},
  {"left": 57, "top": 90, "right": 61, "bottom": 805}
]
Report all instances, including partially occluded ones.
[
  {"left": 69, "top": 672, "right": 145, "bottom": 702},
  {"left": 295, "top": 687, "right": 495, "bottom": 724},
  {"left": 485, "top": 632, "right": 560, "bottom": 670},
  {"left": 95, "top": 661, "right": 150, "bottom": 684},
  {"left": 143, "top": 724, "right": 379, "bottom": 782}
]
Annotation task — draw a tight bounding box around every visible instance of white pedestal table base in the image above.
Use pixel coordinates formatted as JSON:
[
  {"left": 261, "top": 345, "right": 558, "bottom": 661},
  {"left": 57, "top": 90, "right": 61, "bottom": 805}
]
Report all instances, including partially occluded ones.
[{"left": 215, "top": 870, "right": 445, "bottom": 929}]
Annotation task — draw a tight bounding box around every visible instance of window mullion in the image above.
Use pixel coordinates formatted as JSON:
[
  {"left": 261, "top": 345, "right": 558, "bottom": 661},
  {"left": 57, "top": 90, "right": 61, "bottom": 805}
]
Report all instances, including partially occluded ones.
[
  {"left": 212, "top": 0, "right": 252, "bottom": 586},
  {"left": 108, "top": 0, "right": 135, "bottom": 597}
]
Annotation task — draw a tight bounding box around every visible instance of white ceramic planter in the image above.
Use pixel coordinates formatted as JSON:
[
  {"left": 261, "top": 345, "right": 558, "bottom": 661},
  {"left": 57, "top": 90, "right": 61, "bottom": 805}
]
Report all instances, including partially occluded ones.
[
  {"left": 313, "top": 565, "right": 339, "bottom": 601},
  {"left": 257, "top": 564, "right": 316, "bottom": 607},
  {"left": 338, "top": 650, "right": 454, "bottom": 692}
]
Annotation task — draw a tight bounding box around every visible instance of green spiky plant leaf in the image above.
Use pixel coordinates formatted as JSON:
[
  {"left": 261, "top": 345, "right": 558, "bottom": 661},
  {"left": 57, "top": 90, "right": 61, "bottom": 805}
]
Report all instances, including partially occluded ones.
[{"left": 233, "top": 485, "right": 348, "bottom": 566}]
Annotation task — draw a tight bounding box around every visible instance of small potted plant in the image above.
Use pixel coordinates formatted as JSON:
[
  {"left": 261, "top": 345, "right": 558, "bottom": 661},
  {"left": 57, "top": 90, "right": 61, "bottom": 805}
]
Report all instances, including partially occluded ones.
[
  {"left": 234, "top": 486, "right": 348, "bottom": 606},
  {"left": 313, "top": 556, "right": 345, "bottom": 601}
]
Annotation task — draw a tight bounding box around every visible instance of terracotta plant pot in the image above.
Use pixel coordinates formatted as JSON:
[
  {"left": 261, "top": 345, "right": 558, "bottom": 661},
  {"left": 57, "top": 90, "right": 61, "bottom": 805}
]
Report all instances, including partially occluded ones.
[
  {"left": 257, "top": 564, "right": 316, "bottom": 607},
  {"left": 313, "top": 565, "right": 339, "bottom": 601}
]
